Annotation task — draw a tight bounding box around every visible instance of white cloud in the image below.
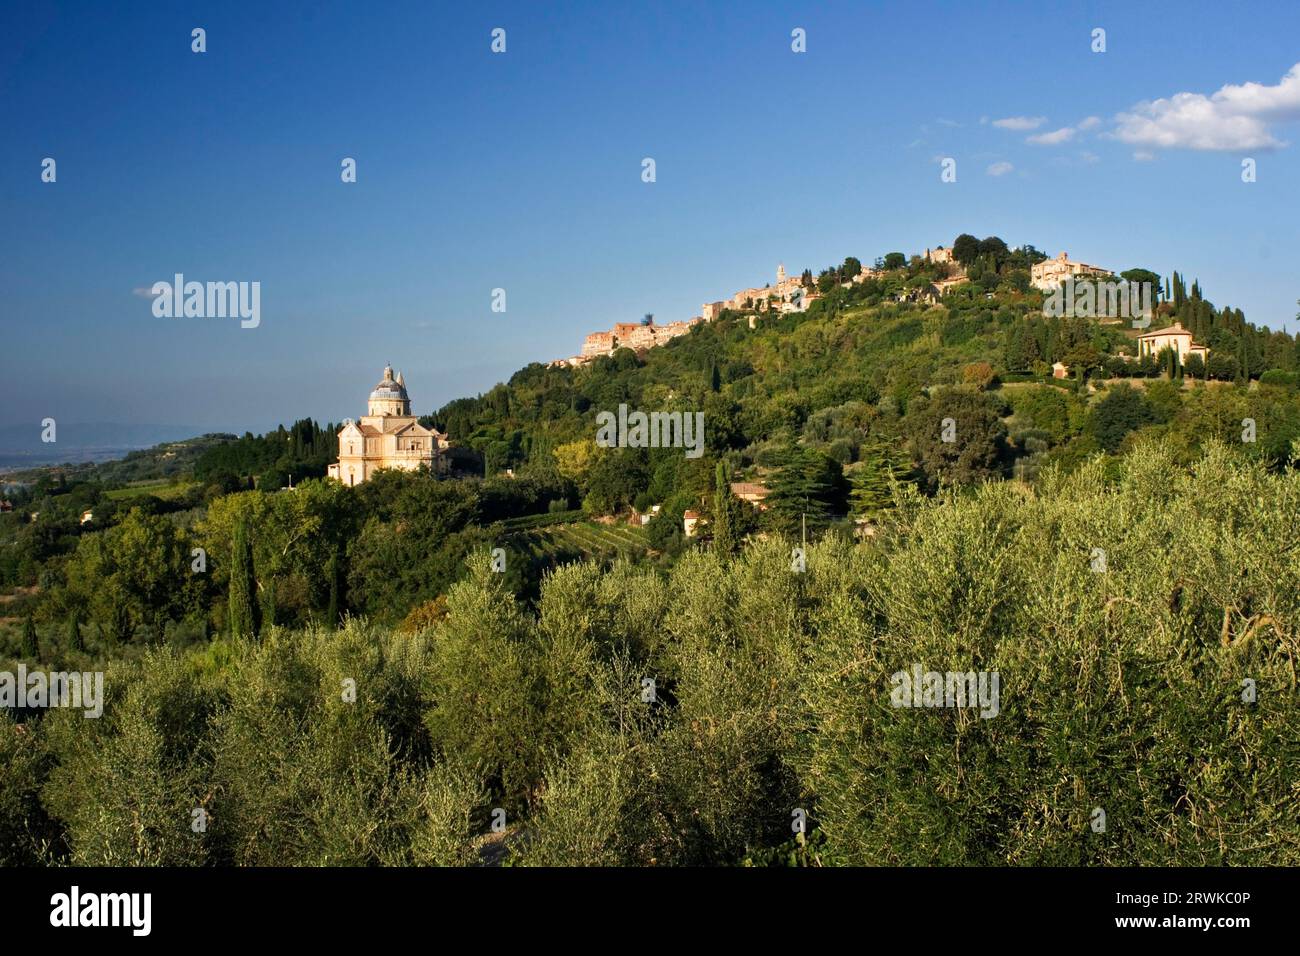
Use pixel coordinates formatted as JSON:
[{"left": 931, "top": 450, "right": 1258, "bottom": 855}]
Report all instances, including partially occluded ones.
[
  {"left": 1027, "top": 126, "right": 1077, "bottom": 145},
  {"left": 1077, "top": 116, "right": 1102, "bottom": 131},
  {"left": 993, "top": 115, "right": 1047, "bottom": 131},
  {"left": 1113, "top": 62, "right": 1300, "bottom": 151},
  {"left": 937, "top": 117, "right": 961, "bottom": 127},
  {"left": 986, "top": 161, "right": 1014, "bottom": 177},
  {"left": 1210, "top": 62, "right": 1300, "bottom": 119},
  {"left": 1133, "top": 150, "right": 1156, "bottom": 162}
]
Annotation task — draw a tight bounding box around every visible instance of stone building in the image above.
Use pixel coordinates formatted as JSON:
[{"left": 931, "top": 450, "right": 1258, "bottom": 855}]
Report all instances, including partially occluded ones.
[
  {"left": 725, "top": 263, "right": 805, "bottom": 311},
  {"left": 730, "top": 481, "right": 771, "bottom": 509},
  {"left": 701, "top": 300, "right": 727, "bottom": 322},
  {"left": 1136, "top": 321, "right": 1210, "bottom": 364},
  {"left": 327, "top": 365, "right": 449, "bottom": 486},
  {"left": 573, "top": 316, "right": 698, "bottom": 364},
  {"left": 1031, "top": 251, "right": 1114, "bottom": 291}
]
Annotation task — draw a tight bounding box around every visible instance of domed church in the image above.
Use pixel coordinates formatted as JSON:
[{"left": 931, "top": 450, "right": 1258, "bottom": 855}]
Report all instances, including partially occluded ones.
[{"left": 327, "top": 365, "right": 449, "bottom": 485}]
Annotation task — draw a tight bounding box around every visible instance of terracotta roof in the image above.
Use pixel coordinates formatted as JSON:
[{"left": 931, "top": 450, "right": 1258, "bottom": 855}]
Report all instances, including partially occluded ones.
[{"left": 1137, "top": 322, "right": 1192, "bottom": 338}]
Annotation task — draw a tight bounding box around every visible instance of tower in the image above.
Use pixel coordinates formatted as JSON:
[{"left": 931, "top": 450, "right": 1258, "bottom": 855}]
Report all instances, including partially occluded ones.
[{"left": 777, "top": 263, "right": 786, "bottom": 285}]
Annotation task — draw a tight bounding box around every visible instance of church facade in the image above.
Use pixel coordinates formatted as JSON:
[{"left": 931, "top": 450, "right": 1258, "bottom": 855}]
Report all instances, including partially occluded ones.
[{"left": 327, "top": 366, "right": 449, "bottom": 486}]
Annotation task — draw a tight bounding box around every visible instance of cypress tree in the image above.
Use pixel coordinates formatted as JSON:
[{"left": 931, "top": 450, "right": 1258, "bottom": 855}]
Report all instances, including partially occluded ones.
[
  {"left": 228, "top": 516, "right": 260, "bottom": 641},
  {"left": 20, "top": 615, "right": 38, "bottom": 659},
  {"left": 713, "top": 462, "right": 738, "bottom": 557},
  {"left": 66, "top": 609, "right": 83, "bottom": 653}
]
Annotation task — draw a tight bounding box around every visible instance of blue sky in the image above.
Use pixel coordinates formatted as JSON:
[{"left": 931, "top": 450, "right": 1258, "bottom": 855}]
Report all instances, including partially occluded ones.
[{"left": 3, "top": 0, "right": 1299, "bottom": 434}]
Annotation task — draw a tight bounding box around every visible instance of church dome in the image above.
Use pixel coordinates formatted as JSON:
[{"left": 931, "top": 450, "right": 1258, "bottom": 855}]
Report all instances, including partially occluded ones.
[{"left": 369, "top": 365, "right": 409, "bottom": 402}]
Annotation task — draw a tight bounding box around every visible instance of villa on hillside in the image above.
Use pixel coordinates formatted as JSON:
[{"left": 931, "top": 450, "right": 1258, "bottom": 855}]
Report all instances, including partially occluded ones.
[
  {"left": 730, "top": 481, "right": 771, "bottom": 509},
  {"left": 1136, "top": 321, "right": 1210, "bottom": 364},
  {"left": 327, "top": 365, "right": 449, "bottom": 486},
  {"left": 1030, "top": 251, "right": 1114, "bottom": 291}
]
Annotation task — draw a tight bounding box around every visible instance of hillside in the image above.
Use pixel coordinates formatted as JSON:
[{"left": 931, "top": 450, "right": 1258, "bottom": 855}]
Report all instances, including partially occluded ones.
[
  {"left": 4, "top": 239, "right": 1300, "bottom": 869},
  {"left": 430, "top": 241, "right": 1300, "bottom": 529},
  {"left": 4, "top": 443, "right": 1299, "bottom": 866},
  {"left": 7, "top": 238, "right": 1300, "bottom": 629}
]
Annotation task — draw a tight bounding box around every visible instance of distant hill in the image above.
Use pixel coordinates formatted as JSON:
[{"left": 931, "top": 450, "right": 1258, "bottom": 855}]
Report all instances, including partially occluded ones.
[
  {"left": 0, "top": 423, "right": 205, "bottom": 472},
  {"left": 0, "top": 431, "right": 235, "bottom": 484}
]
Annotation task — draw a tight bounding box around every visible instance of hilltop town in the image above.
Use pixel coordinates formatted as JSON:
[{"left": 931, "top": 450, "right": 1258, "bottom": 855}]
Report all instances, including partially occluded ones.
[{"left": 553, "top": 242, "right": 1138, "bottom": 367}]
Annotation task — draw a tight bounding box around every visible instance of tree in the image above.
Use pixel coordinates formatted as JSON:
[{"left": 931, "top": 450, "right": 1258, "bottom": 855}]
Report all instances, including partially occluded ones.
[
  {"left": 65, "top": 609, "right": 83, "bottom": 653},
  {"left": 903, "top": 388, "right": 1009, "bottom": 489},
  {"left": 952, "top": 234, "right": 980, "bottom": 266},
  {"left": 962, "top": 361, "right": 997, "bottom": 390},
  {"left": 1120, "top": 268, "right": 1162, "bottom": 300},
  {"left": 977, "top": 236, "right": 1009, "bottom": 268},
  {"left": 1062, "top": 343, "right": 1101, "bottom": 380},
  {"left": 766, "top": 446, "right": 848, "bottom": 534},
  {"left": 228, "top": 516, "right": 260, "bottom": 640},
  {"left": 582, "top": 450, "right": 650, "bottom": 516},
  {"left": 553, "top": 440, "right": 601, "bottom": 483},
  {"left": 882, "top": 252, "right": 907, "bottom": 271},
  {"left": 712, "top": 462, "right": 739, "bottom": 557},
  {"left": 850, "top": 439, "right": 909, "bottom": 519},
  {"left": 101, "top": 599, "right": 131, "bottom": 648},
  {"left": 58, "top": 507, "right": 201, "bottom": 644},
  {"left": 1090, "top": 384, "right": 1154, "bottom": 453},
  {"left": 20, "top": 615, "right": 38, "bottom": 659}
]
